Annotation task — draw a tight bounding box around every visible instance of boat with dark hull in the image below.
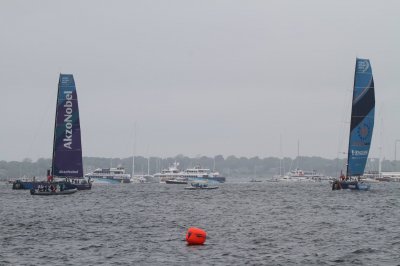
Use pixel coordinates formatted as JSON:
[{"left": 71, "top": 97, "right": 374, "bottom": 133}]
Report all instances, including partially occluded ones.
[
  {"left": 30, "top": 74, "right": 90, "bottom": 195},
  {"left": 332, "top": 180, "right": 370, "bottom": 191},
  {"left": 13, "top": 177, "right": 91, "bottom": 191},
  {"left": 332, "top": 58, "right": 375, "bottom": 191},
  {"left": 49, "top": 74, "right": 91, "bottom": 190},
  {"left": 30, "top": 187, "right": 78, "bottom": 196},
  {"left": 65, "top": 178, "right": 92, "bottom": 190},
  {"left": 184, "top": 181, "right": 219, "bottom": 190},
  {"left": 165, "top": 178, "right": 188, "bottom": 184},
  {"left": 12, "top": 180, "right": 47, "bottom": 190}
]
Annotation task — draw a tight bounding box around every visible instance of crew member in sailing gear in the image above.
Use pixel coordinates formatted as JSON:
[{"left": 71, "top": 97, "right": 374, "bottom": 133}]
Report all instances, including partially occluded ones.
[{"left": 339, "top": 170, "right": 345, "bottom": 181}]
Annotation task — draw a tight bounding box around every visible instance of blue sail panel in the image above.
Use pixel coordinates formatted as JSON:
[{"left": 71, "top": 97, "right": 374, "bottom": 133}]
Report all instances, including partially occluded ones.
[
  {"left": 347, "top": 59, "right": 375, "bottom": 176},
  {"left": 52, "top": 74, "right": 83, "bottom": 178}
]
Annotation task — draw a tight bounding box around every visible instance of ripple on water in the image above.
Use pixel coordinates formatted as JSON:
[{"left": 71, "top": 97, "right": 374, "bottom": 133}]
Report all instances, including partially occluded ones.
[{"left": 1, "top": 182, "right": 400, "bottom": 265}]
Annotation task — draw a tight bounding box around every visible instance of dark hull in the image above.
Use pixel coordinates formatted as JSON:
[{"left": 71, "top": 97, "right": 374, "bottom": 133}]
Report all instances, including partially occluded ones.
[
  {"left": 184, "top": 186, "right": 219, "bottom": 190},
  {"left": 30, "top": 188, "right": 78, "bottom": 195},
  {"left": 13, "top": 180, "right": 91, "bottom": 190},
  {"left": 166, "top": 180, "right": 188, "bottom": 184},
  {"left": 74, "top": 183, "right": 92, "bottom": 190},
  {"left": 12, "top": 181, "right": 48, "bottom": 190},
  {"left": 66, "top": 179, "right": 92, "bottom": 190},
  {"left": 332, "top": 180, "right": 370, "bottom": 191}
]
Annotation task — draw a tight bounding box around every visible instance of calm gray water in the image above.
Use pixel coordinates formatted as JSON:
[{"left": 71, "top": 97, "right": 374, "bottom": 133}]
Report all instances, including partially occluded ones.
[{"left": 1, "top": 181, "right": 400, "bottom": 265}]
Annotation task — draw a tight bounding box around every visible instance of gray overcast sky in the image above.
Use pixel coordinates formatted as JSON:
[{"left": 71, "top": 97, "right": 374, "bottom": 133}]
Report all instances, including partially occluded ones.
[{"left": 0, "top": 0, "right": 399, "bottom": 161}]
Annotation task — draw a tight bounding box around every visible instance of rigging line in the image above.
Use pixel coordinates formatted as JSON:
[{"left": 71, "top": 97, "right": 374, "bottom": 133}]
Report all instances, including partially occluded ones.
[
  {"left": 335, "top": 85, "right": 352, "bottom": 177},
  {"left": 25, "top": 86, "right": 58, "bottom": 162}
]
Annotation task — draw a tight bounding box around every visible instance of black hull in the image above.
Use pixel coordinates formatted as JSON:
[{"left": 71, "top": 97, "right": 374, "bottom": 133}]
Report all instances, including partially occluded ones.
[
  {"left": 75, "top": 183, "right": 92, "bottom": 190},
  {"left": 30, "top": 188, "right": 78, "bottom": 195},
  {"left": 13, "top": 180, "right": 91, "bottom": 191},
  {"left": 12, "top": 181, "right": 48, "bottom": 190},
  {"left": 332, "top": 180, "right": 370, "bottom": 191},
  {"left": 185, "top": 186, "right": 219, "bottom": 190},
  {"left": 65, "top": 180, "right": 92, "bottom": 190},
  {"left": 166, "top": 180, "right": 188, "bottom": 184}
]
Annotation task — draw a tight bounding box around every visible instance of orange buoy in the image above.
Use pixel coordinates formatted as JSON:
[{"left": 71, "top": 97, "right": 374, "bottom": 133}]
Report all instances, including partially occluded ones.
[{"left": 186, "top": 227, "right": 207, "bottom": 245}]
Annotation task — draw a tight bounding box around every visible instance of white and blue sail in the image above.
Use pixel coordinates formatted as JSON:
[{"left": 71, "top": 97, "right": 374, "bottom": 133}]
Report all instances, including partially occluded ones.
[
  {"left": 346, "top": 58, "right": 375, "bottom": 177},
  {"left": 52, "top": 74, "right": 83, "bottom": 178}
]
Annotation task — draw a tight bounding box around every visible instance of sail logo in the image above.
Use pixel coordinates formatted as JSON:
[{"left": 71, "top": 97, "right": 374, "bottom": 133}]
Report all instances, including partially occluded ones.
[
  {"left": 357, "top": 124, "right": 370, "bottom": 141},
  {"left": 357, "top": 60, "right": 370, "bottom": 72},
  {"left": 63, "top": 91, "right": 73, "bottom": 149},
  {"left": 59, "top": 170, "right": 78, "bottom": 174},
  {"left": 351, "top": 150, "right": 368, "bottom": 156}
]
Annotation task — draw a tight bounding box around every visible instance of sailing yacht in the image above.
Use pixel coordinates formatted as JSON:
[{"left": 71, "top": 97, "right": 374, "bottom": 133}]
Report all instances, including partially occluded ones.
[
  {"left": 31, "top": 74, "right": 90, "bottom": 195},
  {"left": 332, "top": 58, "right": 375, "bottom": 191}
]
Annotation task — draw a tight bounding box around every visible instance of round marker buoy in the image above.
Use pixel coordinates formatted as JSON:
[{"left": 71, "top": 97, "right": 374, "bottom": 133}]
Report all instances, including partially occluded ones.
[{"left": 186, "top": 227, "right": 207, "bottom": 245}]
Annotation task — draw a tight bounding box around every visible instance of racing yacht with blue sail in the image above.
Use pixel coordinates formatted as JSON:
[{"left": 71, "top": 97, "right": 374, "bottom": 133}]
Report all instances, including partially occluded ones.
[
  {"left": 332, "top": 58, "right": 375, "bottom": 191},
  {"left": 31, "top": 74, "right": 91, "bottom": 195}
]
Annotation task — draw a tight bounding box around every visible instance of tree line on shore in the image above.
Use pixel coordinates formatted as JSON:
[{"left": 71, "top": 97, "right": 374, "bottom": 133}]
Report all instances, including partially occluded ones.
[{"left": 1, "top": 155, "right": 399, "bottom": 180}]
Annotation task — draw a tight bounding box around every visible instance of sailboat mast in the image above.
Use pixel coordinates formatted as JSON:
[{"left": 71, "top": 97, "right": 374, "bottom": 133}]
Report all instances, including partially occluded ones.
[
  {"left": 213, "top": 157, "right": 216, "bottom": 172},
  {"left": 296, "top": 139, "right": 300, "bottom": 169},
  {"left": 132, "top": 122, "right": 136, "bottom": 178},
  {"left": 279, "top": 134, "right": 284, "bottom": 176},
  {"left": 346, "top": 60, "right": 359, "bottom": 179},
  {"left": 51, "top": 75, "right": 62, "bottom": 177},
  {"left": 147, "top": 157, "right": 150, "bottom": 176}
]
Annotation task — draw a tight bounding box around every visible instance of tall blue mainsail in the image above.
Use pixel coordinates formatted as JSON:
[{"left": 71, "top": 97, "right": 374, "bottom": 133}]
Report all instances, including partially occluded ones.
[
  {"left": 51, "top": 74, "right": 83, "bottom": 178},
  {"left": 346, "top": 58, "right": 375, "bottom": 177}
]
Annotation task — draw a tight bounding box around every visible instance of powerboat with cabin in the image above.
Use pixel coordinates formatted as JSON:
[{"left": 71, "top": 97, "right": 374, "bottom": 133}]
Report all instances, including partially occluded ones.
[{"left": 85, "top": 167, "right": 131, "bottom": 184}]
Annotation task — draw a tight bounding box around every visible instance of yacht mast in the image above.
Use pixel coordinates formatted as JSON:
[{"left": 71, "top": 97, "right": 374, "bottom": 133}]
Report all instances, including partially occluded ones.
[{"left": 132, "top": 122, "right": 136, "bottom": 177}]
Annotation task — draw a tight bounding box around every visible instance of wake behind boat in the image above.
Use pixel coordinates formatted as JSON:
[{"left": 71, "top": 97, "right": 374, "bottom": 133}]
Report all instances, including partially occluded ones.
[{"left": 332, "top": 58, "right": 375, "bottom": 191}]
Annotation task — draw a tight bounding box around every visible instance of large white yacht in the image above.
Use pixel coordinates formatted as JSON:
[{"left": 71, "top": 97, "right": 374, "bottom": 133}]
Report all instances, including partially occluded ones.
[
  {"left": 154, "top": 162, "right": 183, "bottom": 183},
  {"left": 280, "top": 168, "right": 330, "bottom": 182},
  {"left": 182, "top": 165, "right": 226, "bottom": 183},
  {"left": 85, "top": 167, "right": 131, "bottom": 184},
  {"left": 154, "top": 163, "right": 226, "bottom": 183}
]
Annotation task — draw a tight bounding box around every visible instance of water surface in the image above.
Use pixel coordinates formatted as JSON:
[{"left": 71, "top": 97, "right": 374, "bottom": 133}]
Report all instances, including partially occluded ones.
[{"left": 1, "top": 181, "right": 399, "bottom": 265}]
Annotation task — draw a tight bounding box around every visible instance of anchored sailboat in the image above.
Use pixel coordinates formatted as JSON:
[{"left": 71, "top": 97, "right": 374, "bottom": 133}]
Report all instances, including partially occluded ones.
[{"left": 332, "top": 58, "right": 375, "bottom": 191}]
